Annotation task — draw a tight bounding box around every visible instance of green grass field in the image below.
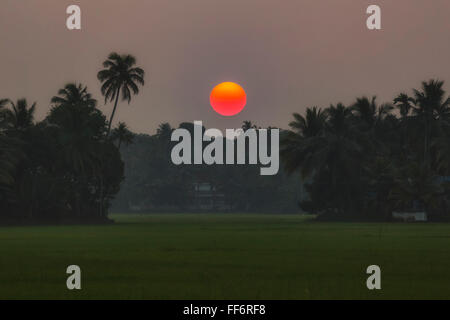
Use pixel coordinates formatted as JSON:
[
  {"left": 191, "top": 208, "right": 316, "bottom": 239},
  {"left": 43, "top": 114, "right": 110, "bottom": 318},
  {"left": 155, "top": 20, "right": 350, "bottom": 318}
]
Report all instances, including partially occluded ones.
[{"left": 1, "top": 213, "right": 450, "bottom": 300}]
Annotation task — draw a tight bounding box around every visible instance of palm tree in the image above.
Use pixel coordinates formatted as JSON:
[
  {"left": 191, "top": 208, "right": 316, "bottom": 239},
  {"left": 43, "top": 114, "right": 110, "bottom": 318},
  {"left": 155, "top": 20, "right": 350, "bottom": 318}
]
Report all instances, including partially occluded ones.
[
  {"left": 282, "top": 104, "right": 364, "bottom": 215},
  {"left": 97, "top": 53, "right": 145, "bottom": 136},
  {"left": 155, "top": 122, "right": 175, "bottom": 160},
  {"left": 377, "top": 103, "right": 394, "bottom": 120},
  {"left": 288, "top": 107, "right": 327, "bottom": 138},
  {"left": 394, "top": 93, "right": 415, "bottom": 119},
  {"left": 393, "top": 93, "right": 416, "bottom": 158},
  {"left": 111, "top": 122, "right": 134, "bottom": 149},
  {"left": 351, "top": 96, "right": 394, "bottom": 150},
  {"left": 281, "top": 107, "right": 327, "bottom": 176},
  {"left": 413, "top": 80, "right": 450, "bottom": 120},
  {"left": 156, "top": 122, "right": 173, "bottom": 141},
  {"left": 412, "top": 80, "right": 450, "bottom": 166},
  {"left": 6, "top": 99, "right": 36, "bottom": 130},
  {"left": 47, "top": 93, "right": 109, "bottom": 217},
  {"left": 352, "top": 96, "right": 394, "bottom": 122},
  {"left": 47, "top": 97, "right": 106, "bottom": 175},
  {"left": 351, "top": 96, "right": 378, "bottom": 128},
  {"left": 51, "top": 83, "right": 97, "bottom": 108}
]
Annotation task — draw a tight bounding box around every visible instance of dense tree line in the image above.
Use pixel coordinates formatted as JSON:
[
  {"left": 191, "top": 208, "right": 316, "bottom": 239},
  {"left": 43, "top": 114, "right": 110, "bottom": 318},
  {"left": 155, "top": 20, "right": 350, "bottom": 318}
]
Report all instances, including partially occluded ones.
[
  {"left": 112, "top": 121, "right": 300, "bottom": 213},
  {"left": 0, "top": 53, "right": 144, "bottom": 223},
  {"left": 281, "top": 80, "right": 450, "bottom": 221},
  {"left": 2, "top": 62, "right": 450, "bottom": 222}
]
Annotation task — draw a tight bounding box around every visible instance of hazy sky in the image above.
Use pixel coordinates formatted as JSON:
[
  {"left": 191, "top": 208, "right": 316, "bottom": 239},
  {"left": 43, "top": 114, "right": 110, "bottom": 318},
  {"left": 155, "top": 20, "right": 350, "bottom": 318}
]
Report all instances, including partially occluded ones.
[{"left": 1, "top": 0, "right": 449, "bottom": 133}]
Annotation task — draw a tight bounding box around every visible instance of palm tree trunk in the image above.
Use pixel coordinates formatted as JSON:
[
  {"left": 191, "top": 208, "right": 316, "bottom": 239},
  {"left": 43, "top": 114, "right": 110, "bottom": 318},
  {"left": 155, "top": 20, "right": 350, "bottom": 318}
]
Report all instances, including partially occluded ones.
[
  {"left": 107, "top": 87, "right": 121, "bottom": 137},
  {"left": 100, "top": 88, "right": 120, "bottom": 219}
]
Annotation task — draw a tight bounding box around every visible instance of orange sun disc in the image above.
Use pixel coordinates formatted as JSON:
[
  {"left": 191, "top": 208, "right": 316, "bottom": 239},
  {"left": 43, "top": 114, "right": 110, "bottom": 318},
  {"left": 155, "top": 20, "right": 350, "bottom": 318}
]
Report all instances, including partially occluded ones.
[{"left": 210, "top": 82, "right": 247, "bottom": 116}]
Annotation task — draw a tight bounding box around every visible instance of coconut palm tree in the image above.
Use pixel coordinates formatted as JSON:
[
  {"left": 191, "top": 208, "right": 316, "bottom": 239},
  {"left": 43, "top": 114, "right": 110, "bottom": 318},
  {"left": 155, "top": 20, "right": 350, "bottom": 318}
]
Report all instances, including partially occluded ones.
[
  {"left": 288, "top": 107, "right": 327, "bottom": 138},
  {"left": 351, "top": 96, "right": 394, "bottom": 150},
  {"left": 377, "top": 102, "right": 394, "bottom": 119},
  {"left": 51, "top": 83, "right": 97, "bottom": 108},
  {"left": 97, "top": 53, "right": 145, "bottom": 136},
  {"left": 6, "top": 99, "right": 36, "bottom": 130},
  {"left": 351, "top": 96, "right": 378, "bottom": 128},
  {"left": 412, "top": 80, "right": 450, "bottom": 166},
  {"left": 282, "top": 104, "right": 364, "bottom": 215},
  {"left": 394, "top": 93, "right": 415, "bottom": 119},
  {"left": 413, "top": 80, "right": 450, "bottom": 120},
  {"left": 47, "top": 94, "right": 109, "bottom": 217},
  {"left": 111, "top": 122, "right": 134, "bottom": 149},
  {"left": 47, "top": 98, "right": 106, "bottom": 175},
  {"left": 156, "top": 122, "right": 173, "bottom": 140},
  {"left": 280, "top": 107, "right": 327, "bottom": 176},
  {"left": 283, "top": 104, "right": 362, "bottom": 181}
]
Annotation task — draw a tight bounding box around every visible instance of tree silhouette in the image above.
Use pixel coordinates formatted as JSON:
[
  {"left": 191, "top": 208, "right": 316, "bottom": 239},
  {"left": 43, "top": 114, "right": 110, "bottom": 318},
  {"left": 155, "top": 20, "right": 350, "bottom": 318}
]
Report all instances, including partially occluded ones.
[
  {"left": 394, "top": 93, "right": 415, "bottom": 119},
  {"left": 51, "top": 83, "right": 97, "bottom": 108},
  {"left": 351, "top": 96, "right": 378, "bottom": 128},
  {"left": 279, "top": 80, "right": 450, "bottom": 220},
  {"left": 412, "top": 80, "right": 450, "bottom": 166},
  {"left": 289, "top": 107, "right": 326, "bottom": 138},
  {"left": 280, "top": 107, "right": 327, "bottom": 177},
  {"left": 97, "top": 53, "right": 145, "bottom": 136},
  {"left": 156, "top": 122, "right": 173, "bottom": 141},
  {"left": 6, "top": 99, "right": 36, "bottom": 130},
  {"left": 111, "top": 122, "right": 135, "bottom": 149},
  {"left": 2, "top": 74, "right": 450, "bottom": 222}
]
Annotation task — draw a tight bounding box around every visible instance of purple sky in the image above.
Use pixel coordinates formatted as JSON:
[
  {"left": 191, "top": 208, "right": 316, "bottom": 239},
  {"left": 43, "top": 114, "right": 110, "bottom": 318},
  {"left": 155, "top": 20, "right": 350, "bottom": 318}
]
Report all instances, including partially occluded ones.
[{"left": 1, "top": 0, "right": 449, "bottom": 133}]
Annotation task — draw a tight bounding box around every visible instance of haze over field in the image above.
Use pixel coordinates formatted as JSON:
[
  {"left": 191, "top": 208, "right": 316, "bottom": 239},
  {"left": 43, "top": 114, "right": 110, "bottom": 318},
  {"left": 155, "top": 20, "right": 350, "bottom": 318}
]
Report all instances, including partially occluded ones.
[{"left": 1, "top": 0, "right": 449, "bottom": 133}]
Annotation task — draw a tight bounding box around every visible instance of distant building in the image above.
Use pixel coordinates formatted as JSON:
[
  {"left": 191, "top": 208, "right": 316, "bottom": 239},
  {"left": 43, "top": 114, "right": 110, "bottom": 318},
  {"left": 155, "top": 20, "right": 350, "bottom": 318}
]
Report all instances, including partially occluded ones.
[
  {"left": 392, "top": 211, "right": 428, "bottom": 222},
  {"left": 191, "top": 182, "right": 227, "bottom": 211}
]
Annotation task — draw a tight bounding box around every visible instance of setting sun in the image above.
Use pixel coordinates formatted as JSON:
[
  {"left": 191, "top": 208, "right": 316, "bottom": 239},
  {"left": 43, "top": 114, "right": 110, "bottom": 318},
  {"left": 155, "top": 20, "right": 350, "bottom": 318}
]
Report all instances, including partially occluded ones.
[{"left": 210, "top": 82, "right": 247, "bottom": 116}]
